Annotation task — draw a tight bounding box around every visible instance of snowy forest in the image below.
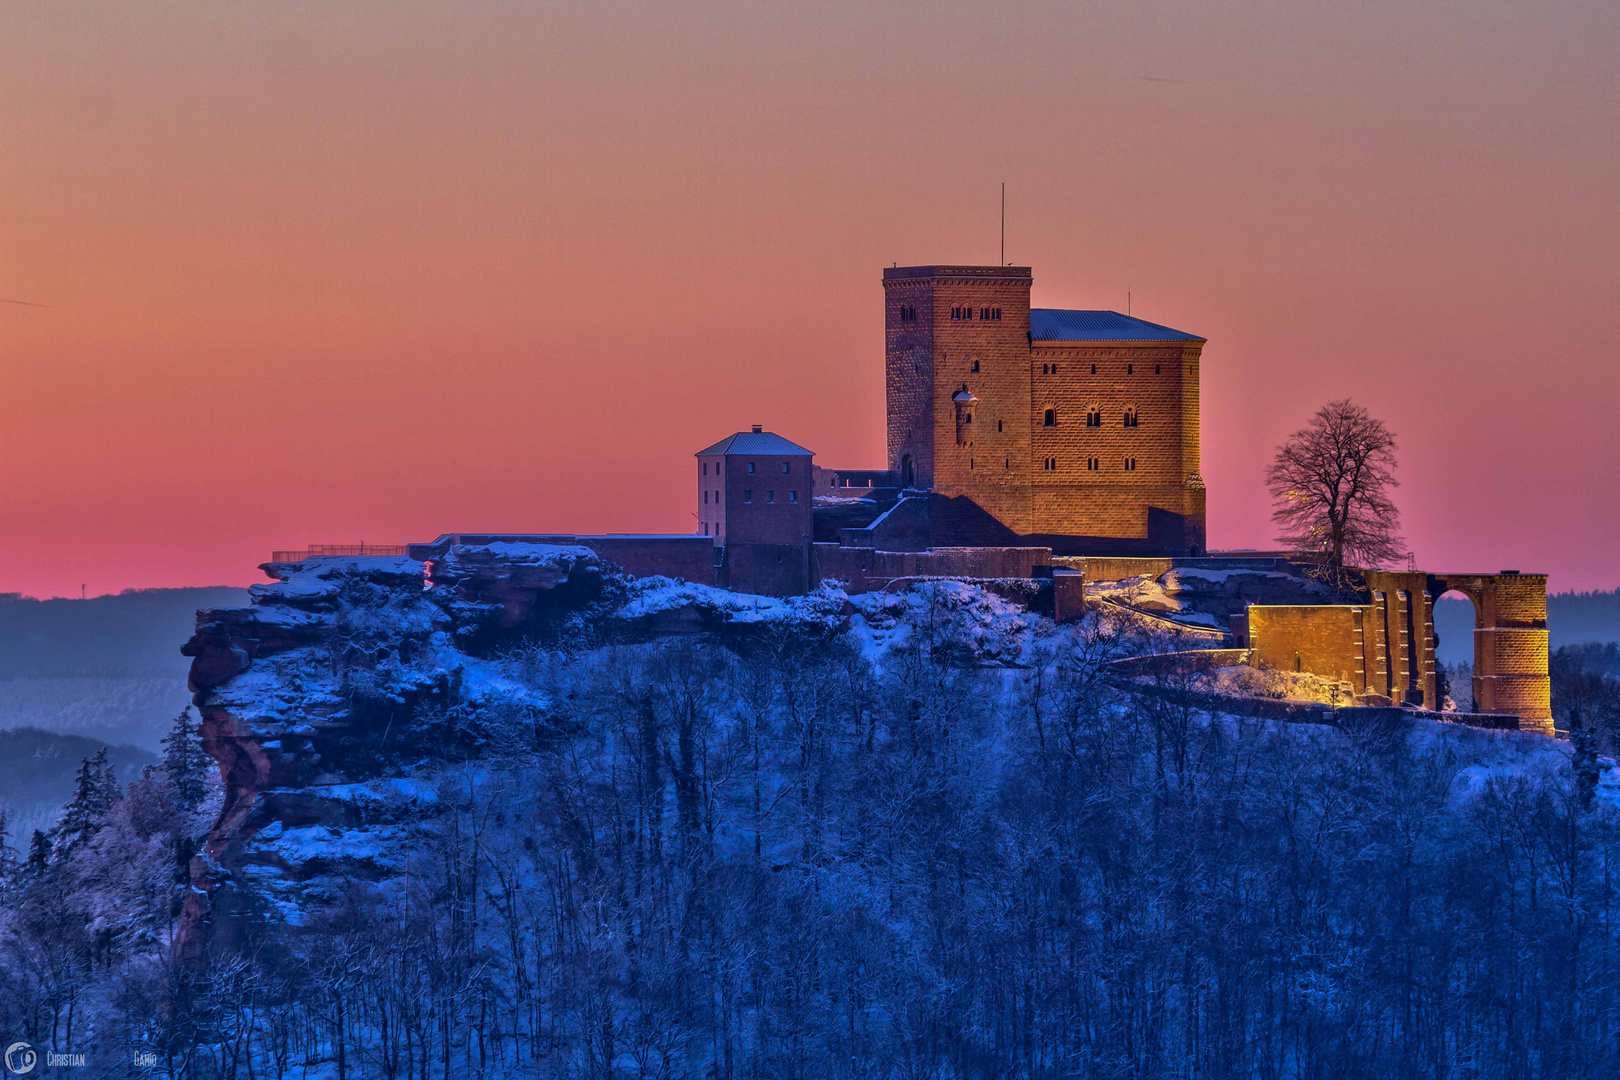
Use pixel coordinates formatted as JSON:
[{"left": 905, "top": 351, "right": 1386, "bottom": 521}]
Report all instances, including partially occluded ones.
[{"left": 3, "top": 591, "right": 1620, "bottom": 1080}]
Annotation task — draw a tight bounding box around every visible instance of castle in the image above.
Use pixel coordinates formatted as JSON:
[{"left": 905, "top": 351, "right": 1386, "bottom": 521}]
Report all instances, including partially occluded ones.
[
  {"left": 396, "top": 260, "right": 1552, "bottom": 732},
  {"left": 879, "top": 264, "right": 1206, "bottom": 555}
]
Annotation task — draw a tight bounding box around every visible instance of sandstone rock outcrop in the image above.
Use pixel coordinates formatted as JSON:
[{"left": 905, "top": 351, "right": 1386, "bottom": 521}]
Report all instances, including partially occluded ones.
[{"left": 176, "top": 545, "right": 851, "bottom": 961}]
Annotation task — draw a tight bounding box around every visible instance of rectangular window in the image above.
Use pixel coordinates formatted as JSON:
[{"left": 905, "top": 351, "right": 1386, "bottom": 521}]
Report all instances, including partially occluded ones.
[
  {"left": 766, "top": 491, "right": 775, "bottom": 503},
  {"left": 701, "top": 462, "right": 707, "bottom": 476},
  {"left": 747, "top": 462, "right": 755, "bottom": 475},
  {"left": 789, "top": 491, "right": 798, "bottom": 504},
  {"left": 744, "top": 490, "right": 753, "bottom": 504},
  {"left": 703, "top": 490, "right": 708, "bottom": 505},
  {"left": 782, "top": 462, "right": 790, "bottom": 474}
]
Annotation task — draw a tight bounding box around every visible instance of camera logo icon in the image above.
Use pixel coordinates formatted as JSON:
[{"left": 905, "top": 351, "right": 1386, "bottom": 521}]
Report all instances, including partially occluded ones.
[{"left": 3, "top": 1042, "right": 37, "bottom": 1076}]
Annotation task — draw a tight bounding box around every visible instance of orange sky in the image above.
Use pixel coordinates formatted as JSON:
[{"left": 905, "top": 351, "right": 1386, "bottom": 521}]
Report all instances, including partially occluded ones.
[{"left": 3, "top": 1, "right": 1617, "bottom": 597}]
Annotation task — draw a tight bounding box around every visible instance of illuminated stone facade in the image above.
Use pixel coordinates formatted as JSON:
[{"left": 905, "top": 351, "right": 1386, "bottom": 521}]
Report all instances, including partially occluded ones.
[{"left": 883, "top": 265, "right": 1206, "bottom": 555}]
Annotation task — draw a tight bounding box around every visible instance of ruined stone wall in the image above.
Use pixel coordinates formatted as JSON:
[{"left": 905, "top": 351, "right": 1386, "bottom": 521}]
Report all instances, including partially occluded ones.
[
  {"left": 409, "top": 533, "right": 716, "bottom": 586},
  {"left": 1053, "top": 570, "right": 1086, "bottom": 623},
  {"left": 1242, "top": 570, "right": 1552, "bottom": 731},
  {"left": 582, "top": 536, "right": 718, "bottom": 585},
  {"left": 1423, "top": 571, "right": 1551, "bottom": 733},
  {"left": 1075, "top": 556, "right": 1176, "bottom": 583},
  {"left": 813, "top": 543, "right": 1052, "bottom": 594},
  {"left": 1247, "top": 605, "right": 1365, "bottom": 688},
  {"left": 725, "top": 541, "right": 811, "bottom": 597}
]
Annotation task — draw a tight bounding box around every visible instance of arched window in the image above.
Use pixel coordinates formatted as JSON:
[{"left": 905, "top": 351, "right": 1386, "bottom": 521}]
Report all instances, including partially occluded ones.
[
  {"left": 971, "top": 360, "right": 980, "bottom": 372},
  {"left": 1090, "top": 363, "right": 1097, "bottom": 374},
  {"left": 1123, "top": 407, "right": 1139, "bottom": 428},
  {"left": 1043, "top": 408, "right": 1056, "bottom": 427},
  {"left": 1086, "top": 407, "right": 1101, "bottom": 428}
]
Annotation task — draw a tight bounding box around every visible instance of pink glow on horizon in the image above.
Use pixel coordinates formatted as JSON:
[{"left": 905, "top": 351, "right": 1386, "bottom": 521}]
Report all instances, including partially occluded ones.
[{"left": 2, "top": 1, "right": 1617, "bottom": 598}]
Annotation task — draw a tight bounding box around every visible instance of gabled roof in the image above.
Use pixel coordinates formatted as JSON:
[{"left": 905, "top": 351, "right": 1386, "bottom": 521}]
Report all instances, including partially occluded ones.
[
  {"left": 694, "top": 430, "right": 815, "bottom": 457},
  {"left": 1030, "top": 308, "right": 1204, "bottom": 343}
]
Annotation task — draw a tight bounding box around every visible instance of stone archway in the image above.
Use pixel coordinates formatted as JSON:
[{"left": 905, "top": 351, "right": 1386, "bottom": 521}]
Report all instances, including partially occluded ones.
[
  {"left": 1361, "top": 569, "right": 1552, "bottom": 734},
  {"left": 1427, "top": 572, "right": 1551, "bottom": 732}
]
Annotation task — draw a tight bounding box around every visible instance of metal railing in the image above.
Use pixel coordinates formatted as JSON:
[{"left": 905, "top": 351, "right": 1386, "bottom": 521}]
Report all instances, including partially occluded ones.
[{"left": 268, "top": 543, "right": 410, "bottom": 563}]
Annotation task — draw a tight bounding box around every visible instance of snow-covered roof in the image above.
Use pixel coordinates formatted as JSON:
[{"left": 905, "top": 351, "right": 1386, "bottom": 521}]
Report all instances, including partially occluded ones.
[
  {"left": 695, "top": 430, "right": 814, "bottom": 457},
  {"left": 1030, "top": 308, "right": 1203, "bottom": 343}
]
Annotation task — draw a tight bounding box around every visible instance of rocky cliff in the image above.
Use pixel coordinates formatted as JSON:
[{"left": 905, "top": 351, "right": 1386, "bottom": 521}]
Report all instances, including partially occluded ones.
[{"left": 176, "top": 544, "right": 852, "bottom": 960}]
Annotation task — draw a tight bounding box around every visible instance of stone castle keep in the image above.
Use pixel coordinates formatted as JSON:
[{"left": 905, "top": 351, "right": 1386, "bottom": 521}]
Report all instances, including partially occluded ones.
[
  {"left": 393, "top": 262, "right": 1551, "bottom": 732},
  {"left": 881, "top": 265, "right": 1206, "bottom": 555}
]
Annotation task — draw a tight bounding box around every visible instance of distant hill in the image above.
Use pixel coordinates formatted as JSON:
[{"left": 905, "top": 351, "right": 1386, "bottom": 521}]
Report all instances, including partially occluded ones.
[
  {"left": 0, "top": 586, "right": 249, "bottom": 751},
  {"left": 0, "top": 586, "right": 250, "bottom": 677},
  {"left": 1434, "top": 589, "right": 1620, "bottom": 665},
  {"left": 0, "top": 726, "right": 160, "bottom": 838}
]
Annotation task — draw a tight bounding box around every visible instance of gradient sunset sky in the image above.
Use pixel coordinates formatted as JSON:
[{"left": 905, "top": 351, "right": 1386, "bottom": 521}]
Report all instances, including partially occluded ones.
[{"left": 3, "top": 1, "right": 1617, "bottom": 597}]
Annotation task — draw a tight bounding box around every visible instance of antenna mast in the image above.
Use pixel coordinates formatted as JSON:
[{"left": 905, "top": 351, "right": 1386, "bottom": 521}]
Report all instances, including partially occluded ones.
[{"left": 1000, "top": 183, "right": 1005, "bottom": 265}]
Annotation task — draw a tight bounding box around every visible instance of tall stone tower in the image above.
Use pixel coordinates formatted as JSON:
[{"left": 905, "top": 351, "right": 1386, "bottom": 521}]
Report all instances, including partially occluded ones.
[
  {"left": 882, "top": 263, "right": 1207, "bottom": 554},
  {"left": 883, "top": 264, "right": 1035, "bottom": 519}
]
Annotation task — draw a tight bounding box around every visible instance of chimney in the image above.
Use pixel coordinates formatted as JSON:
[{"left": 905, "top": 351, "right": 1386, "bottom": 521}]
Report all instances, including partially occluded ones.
[{"left": 751, "top": 424, "right": 763, "bottom": 433}]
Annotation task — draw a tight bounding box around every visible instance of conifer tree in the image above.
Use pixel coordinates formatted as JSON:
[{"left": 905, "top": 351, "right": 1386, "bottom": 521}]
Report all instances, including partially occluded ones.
[
  {"left": 92, "top": 745, "right": 121, "bottom": 815},
  {"left": 23, "top": 829, "right": 52, "bottom": 878},
  {"left": 0, "top": 810, "right": 14, "bottom": 885},
  {"left": 55, "top": 753, "right": 110, "bottom": 856},
  {"left": 162, "top": 706, "right": 211, "bottom": 812}
]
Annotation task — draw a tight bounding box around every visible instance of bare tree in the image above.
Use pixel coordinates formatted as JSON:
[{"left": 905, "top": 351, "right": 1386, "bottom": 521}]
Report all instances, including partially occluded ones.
[{"left": 1266, "top": 398, "right": 1404, "bottom": 570}]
